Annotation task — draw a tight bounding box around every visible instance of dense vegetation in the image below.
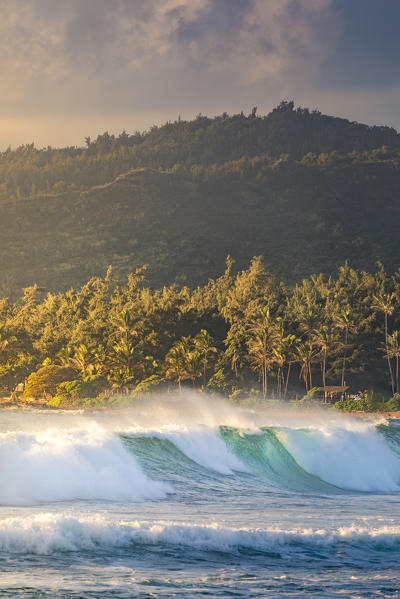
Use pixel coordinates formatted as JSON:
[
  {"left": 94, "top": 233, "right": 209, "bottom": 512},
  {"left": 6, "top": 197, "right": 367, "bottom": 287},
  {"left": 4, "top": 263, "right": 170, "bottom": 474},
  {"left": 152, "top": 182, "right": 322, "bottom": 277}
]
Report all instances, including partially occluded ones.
[
  {"left": 1, "top": 102, "right": 400, "bottom": 296},
  {"left": 1, "top": 258, "right": 400, "bottom": 409}
]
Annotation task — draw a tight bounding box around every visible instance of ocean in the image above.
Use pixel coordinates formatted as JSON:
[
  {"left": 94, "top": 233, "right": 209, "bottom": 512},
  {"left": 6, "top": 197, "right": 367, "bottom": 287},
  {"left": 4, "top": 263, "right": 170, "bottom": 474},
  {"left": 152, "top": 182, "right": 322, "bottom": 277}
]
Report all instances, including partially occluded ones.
[{"left": 0, "top": 395, "right": 400, "bottom": 598}]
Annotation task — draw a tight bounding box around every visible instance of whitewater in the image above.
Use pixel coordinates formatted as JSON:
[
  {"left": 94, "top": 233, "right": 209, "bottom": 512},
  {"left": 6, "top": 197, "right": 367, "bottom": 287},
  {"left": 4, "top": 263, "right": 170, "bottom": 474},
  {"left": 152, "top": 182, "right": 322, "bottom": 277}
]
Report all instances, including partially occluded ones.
[{"left": 1, "top": 396, "right": 400, "bottom": 597}]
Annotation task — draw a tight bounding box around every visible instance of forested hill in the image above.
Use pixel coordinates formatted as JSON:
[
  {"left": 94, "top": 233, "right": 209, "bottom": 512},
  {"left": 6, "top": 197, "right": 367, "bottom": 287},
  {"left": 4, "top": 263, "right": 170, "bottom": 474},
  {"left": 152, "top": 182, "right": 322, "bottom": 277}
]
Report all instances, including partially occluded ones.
[{"left": 1, "top": 102, "right": 400, "bottom": 296}]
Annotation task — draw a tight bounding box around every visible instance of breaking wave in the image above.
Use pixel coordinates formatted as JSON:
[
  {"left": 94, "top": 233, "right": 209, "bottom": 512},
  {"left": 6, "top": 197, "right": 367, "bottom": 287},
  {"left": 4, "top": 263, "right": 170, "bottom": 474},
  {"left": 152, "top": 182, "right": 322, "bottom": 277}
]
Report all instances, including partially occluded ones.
[
  {"left": 0, "top": 423, "right": 170, "bottom": 505},
  {"left": 0, "top": 513, "right": 399, "bottom": 558},
  {"left": 1, "top": 403, "right": 400, "bottom": 506},
  {"left": 123, "top": 422, "right": 400, "bottom": 493}
]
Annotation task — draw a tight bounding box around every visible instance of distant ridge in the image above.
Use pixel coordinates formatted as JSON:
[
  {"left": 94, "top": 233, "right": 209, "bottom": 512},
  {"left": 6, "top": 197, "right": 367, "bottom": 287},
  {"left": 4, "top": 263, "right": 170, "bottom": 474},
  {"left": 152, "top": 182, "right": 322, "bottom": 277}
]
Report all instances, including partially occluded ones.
[{"left": 1, "top": 103, "right": 400, "bottom": 296}]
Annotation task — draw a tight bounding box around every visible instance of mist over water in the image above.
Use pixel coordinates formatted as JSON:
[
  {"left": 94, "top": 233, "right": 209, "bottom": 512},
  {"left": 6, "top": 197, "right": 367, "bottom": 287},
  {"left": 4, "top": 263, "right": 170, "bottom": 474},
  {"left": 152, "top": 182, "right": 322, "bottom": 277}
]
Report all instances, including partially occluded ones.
[{"left": 1, "top": 394, "right": 400, "bottom": 597}]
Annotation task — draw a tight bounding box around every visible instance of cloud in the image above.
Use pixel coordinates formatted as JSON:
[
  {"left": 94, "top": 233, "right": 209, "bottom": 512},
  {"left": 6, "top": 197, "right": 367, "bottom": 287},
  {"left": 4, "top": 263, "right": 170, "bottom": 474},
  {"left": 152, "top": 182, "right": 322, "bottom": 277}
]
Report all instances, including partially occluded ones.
[
  {"left": 0, "top": 0, "right": 336, "bottom": 117},
  {"left": 0, "top": 0, "right": 397, "bottom": 147}
]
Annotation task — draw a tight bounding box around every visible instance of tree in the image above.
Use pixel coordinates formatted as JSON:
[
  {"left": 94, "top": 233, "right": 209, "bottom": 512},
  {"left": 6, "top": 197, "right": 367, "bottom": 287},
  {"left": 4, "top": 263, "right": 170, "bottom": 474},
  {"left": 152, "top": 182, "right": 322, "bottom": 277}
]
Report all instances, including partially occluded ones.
[
  {"left": 387, "top": 330, "right": 400, "bottom": 394},
  {"left": 312, "top": 326, "right": 337, "bottom": 388},
  {"left": 246, "top": 308, "right": 278, "bottom": 398},
  {"left": 372, "top": 292, "right": 397, "bottom": 394},
  {"left": 112, "top": 310, "right": 139, "bottom": 342},
  {"left": 193, "top": 329, "right": 217, "bottom": 386},
  {"left": 273, "top": 332, "right": 298, "bottom": 399},
  {"left": 295, "top": 341, "right": 318, "bottom": 393},
  {"left": 23, "top": 365, "right": 76, "bottom": 399},
  {"left": 109, "top": 339, "right": 139, "bottom": 386},
  {"left": 165, "top": 337, "right": 193, "bottom": 390},
  {"left": 69, "top": 344, "right": 96, "bottom": 381},
  {"left": 334, "top": 308, "right": 357, "bottom": 387}
]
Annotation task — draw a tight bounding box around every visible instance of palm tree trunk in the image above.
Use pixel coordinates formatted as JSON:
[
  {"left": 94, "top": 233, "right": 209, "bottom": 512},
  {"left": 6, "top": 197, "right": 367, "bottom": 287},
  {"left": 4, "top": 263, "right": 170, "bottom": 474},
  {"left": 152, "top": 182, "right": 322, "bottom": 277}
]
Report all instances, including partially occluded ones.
[
  {"left": 277, "top": 367, "right": 281, "bottom": 398},
  {"left": 284, "top": 363, "right": 291, "bottom": 400},
  {"left": 304, "top": 365, "right": 308, "bottom": 393},
  {"left": 385, "top": 312, "right": 395, "bottom": 395},
  {"left": 341, "top": 328, "right": 348, "bottom": 387},
  {"left": 263, "top": 361, "right": 267, "bottom": 399}
]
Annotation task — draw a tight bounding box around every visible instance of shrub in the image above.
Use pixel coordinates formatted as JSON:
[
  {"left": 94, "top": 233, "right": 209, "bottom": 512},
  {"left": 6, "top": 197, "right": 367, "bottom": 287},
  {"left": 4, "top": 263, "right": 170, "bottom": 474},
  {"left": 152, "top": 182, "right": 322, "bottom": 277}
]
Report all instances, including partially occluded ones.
[
  {"left": 384, "top": 393, "right": 400, "bottom": 411},
  {"left": 51, "top": 377, "right": 108, "bottom": 406},
  {"left": 334, "top": 390, "right": 392, "bottom": 412},
  {"left": 305, "top": 387, "right": 324, "bottom": 398},
  {"left": 132, "top": 375, "right": 166, "bottom": 397},
  {"left": 23, "top": 365, "right": 76, "bottom": 399}
]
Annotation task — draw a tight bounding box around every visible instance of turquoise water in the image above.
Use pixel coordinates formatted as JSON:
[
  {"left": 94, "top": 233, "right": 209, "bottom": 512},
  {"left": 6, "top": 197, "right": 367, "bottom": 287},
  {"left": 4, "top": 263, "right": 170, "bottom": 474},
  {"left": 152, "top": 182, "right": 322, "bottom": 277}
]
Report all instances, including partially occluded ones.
[{"left": 0, "top": 398, "right": 400, "bottom": 598}]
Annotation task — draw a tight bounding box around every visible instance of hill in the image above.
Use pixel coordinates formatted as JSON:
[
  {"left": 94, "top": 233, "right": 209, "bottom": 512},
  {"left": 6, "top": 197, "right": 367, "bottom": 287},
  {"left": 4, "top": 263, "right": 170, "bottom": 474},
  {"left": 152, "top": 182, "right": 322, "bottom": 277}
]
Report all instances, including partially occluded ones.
[{"left": 1, "top": 102, "right": 400, "bottom": 295}]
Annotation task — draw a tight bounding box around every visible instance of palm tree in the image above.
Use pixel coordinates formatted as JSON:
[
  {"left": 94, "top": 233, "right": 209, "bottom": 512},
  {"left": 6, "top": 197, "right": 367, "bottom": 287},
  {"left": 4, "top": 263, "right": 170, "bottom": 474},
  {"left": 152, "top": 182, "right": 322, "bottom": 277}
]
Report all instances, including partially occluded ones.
[
  {"left": 56, "top": 345, "right": 73, "bottom": 366},
  {"left": 112, "top": 310, "right": 139, "bottom": 342},
  {"left": 165, "top": 337, "right": 192, "bottom": 391},
  {"left": 274, "top": 333, "right": 298, "bottom": 400},
  {"left": 372, "top": 292, "right": 396, "bottom": 394},
  {"left": 224, "top": 324, "right": 246, "bottom": 379},
  {"left": 0, "top": 326, "right": 16, "bottom": 360},
  {"left": 70, "top": 344, "right": 95, "bottom": 381},
  {"left": 246, "top": 308, "right": 278, "bottom": 398},
  {"left": 295, "top": 341, "right": 318, "bottom": 393},
  {"left": 110, "top": 339, "right": 136, "bottom": 384},
  {"left": 93, "top": 344, "right": 108, "bottom": 377},
  {"left": 193, "top": 329, "right": 217, "bottom": 386},
  {"left": 334, "top": 308, "right": 357, "bottom": 387},
  {"left": 387, "top": 330, "right": 400, "bottom": 394},
  {"left": 312, "top": 326, "right": 337, "bottom": 389},
  {"left": 184, "top": 351, "right": 203, "bottom": 387}
]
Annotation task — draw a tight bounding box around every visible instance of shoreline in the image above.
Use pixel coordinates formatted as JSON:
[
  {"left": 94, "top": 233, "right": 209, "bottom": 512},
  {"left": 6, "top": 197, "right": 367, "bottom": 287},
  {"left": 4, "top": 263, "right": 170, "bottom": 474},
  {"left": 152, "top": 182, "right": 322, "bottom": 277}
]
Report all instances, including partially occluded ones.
[
  {"left": 1, "top": 397, "right": 400, "bottom": 418},
  {"left": 346, "top": 410, "right": 400, "bottom": 419}
]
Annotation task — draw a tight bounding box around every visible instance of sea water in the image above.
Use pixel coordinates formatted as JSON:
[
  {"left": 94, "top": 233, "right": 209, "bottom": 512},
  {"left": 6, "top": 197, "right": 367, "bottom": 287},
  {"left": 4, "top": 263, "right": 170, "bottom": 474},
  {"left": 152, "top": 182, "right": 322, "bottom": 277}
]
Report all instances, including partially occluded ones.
[{"left": 0, "top": 395, "right": 400, "bottom": 598}]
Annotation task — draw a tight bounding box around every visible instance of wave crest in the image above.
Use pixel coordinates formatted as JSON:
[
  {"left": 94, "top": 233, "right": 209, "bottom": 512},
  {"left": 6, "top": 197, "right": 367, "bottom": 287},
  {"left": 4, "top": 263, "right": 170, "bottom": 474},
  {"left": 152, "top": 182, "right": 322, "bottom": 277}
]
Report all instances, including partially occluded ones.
[
  {"left": 1, "top": 513, "right": 399, "bottom": 556},
  {"left": 0, "top": 425, "right": 170, "bottom": 505}
]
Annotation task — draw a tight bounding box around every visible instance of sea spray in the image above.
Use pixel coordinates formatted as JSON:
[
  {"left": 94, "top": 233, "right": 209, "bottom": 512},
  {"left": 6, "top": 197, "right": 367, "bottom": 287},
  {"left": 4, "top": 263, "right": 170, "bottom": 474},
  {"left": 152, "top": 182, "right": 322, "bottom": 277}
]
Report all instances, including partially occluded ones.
[
  {"left": 276, "top": 424, "right": 400, "bottom": 492},
  {"left": 0, "top": 423, "right": 170, "bottom": 505},
  {"left": 1, "top": 398, "right": 400, "bottom": 498}
]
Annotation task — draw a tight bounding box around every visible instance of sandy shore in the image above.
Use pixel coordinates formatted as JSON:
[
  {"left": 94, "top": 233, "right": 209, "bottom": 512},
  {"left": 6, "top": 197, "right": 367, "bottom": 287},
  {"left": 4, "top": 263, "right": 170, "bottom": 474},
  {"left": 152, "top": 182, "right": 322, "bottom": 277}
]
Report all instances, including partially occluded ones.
[{"left": 347, "top": 410, "right": 400, "bottom": 419}]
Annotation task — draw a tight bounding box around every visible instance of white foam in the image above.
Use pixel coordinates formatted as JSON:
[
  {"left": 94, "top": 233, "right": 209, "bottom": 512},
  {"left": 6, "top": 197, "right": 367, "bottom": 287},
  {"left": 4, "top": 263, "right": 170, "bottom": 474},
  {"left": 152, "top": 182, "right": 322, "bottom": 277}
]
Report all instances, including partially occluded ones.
[
  {"left": 0, "top": 513, "right": 399, "bottom": 555},
  {"left": 0, "top": 423, "right": 171, "bottom": 505},
  {"left": 277, "top": 424, "right": 400, "bottom": 492},
  {"left": 163, "top": 427, "right": 249, "bottom": 475},
  {"left": 2, "top": 398, "right": 400, "bottom": 495},
  {"left": 125, "top": 426, "right": 248, "bottom": 475}
]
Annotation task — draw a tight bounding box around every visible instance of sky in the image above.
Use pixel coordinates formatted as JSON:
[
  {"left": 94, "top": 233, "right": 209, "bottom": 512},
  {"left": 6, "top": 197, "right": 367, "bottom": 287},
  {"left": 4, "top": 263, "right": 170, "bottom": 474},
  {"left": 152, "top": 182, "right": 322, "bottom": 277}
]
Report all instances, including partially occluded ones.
[{"left": 0, "top": 0, "right": 399, "bottom": 148}]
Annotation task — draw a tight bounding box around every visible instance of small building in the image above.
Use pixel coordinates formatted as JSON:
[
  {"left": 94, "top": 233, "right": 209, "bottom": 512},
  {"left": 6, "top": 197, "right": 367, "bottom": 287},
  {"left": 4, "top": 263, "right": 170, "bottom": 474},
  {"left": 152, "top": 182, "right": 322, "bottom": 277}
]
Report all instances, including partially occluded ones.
[{"left": 323, "top": 385, "right": 349, "bottom": 402}]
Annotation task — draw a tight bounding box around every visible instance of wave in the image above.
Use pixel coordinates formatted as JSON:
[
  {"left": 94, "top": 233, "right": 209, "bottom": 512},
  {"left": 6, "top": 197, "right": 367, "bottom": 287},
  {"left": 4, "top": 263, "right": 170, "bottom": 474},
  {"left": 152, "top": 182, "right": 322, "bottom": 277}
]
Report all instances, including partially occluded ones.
[
  {"left": 123, "top": 427, "right": 249, "bottom": 475},
  {"left": 122, "top": 422, "right": 400, "bottom": 493},
  {"left": 276, "top": 424, "right": 400, "bottom": 492},
  {"left": 0, "top": 513, "right": 399, "bottom": 558},
  {"left": 220, "top": 427, "right": 336, "bottom": 492},
  {"left": 2, "top": 405, "right": 400, "bottom": 503},
  {"left": 0, "top": 424, "right": 171, "bottom": 505}
]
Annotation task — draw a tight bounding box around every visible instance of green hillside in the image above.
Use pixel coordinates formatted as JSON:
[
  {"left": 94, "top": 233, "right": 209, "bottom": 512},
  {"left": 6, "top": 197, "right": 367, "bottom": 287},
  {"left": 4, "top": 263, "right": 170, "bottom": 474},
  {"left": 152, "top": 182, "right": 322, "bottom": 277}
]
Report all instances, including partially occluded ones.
[{"left": 1, "top": 102, "right": 400, "bottom": 296}]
